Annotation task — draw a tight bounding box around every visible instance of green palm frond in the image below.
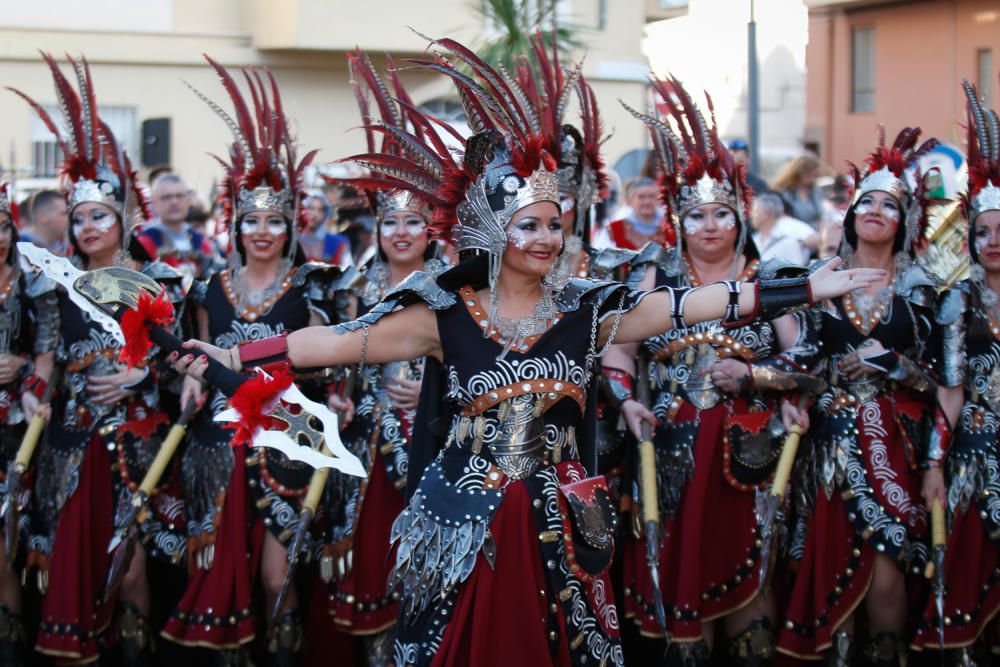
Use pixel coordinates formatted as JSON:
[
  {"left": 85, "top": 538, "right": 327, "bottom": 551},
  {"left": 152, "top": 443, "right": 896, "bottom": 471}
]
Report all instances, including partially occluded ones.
[{"left": 470, "top": 0, "right": 586, "bottom": 72}]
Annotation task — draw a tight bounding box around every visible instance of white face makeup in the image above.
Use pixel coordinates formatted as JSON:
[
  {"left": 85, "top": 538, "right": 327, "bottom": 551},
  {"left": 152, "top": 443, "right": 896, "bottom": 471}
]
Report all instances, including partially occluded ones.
[
  {"left": 975, "top": 221, "right": 1000, "bottom": 257},
  {"left": 682, "top": 205, "right": 737, "bottom": 235},
  {"left": 854, "top": 193, "right": 900, "bottom": 222},
  {"left": 240, "top": 216, "right": 288, "bottom": 236},
  {"left": 382, "top": 215, "right": 426, "bottom": 238},
  {"left": 71, "top": 206, "right": 117, "bottom": 238}
]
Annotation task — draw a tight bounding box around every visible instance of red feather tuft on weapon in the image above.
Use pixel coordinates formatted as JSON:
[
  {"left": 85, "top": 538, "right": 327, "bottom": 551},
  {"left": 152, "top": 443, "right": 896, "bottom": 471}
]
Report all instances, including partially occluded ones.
[
  {"left": 226, "top": 369, "right": 295, "bottom": 447},
  {"left": 118, "top": 289, "right": 176, "bottom": 369}
]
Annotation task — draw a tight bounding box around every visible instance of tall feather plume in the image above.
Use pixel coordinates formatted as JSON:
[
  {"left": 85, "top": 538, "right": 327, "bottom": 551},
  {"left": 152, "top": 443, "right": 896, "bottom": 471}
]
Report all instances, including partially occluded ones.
[
  {"left": 195, "top": 56, "right": 314, "bottom": 230},
  {"left": 865, "top": 125, "right": 937, "bottom": 177},
  {"left": 961, "top": 79, "right": 1000, "bottom": 211},
  {"left": 414, "top": 32, "right": 532, "bottom": 141},
  {"left": 348, "top": 58, "right": 376, "bottom": 154},
  {"left": 577, "top": 73, "right": 609, "bottom": 196},
  {"left": 41, "top": 51, "right": 84, "bottom": 156},
  {"left": 11, "top": 53, "right": 148, "bottom": 226},
  {"left": 181, "top": 79, "right": 252, "bottom": 164},
  {"left": 457, "top": 84, "right": 495, "bottom": 135},
  {"left": 69, "top": 55, "right": 98, "bottom": 162},
  {"left": 337, "top": 47, "right": 474, "bottom": 239},
  {"left": 5, "top": 87, "right": 70, "bottom": 158},
  {"left": 204, "top": 55, "right": 259, "bottom": 166},
  {"left": 626, "top": 74, "right": 751, "bottom": 221},
  {"left": 409, "top": 57, "right": 524, "bottom": 141},
  {"left": 348, "top": 49, "right": 403, "bottom": 144}
]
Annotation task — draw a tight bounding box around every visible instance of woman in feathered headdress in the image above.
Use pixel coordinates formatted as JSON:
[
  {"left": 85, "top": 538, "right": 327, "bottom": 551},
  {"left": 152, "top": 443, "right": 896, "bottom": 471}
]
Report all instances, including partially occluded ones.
[
  {"left": 602, "top": 74, "right": 822, "bottom": 664},
  {"left": 159, "top": 55, "right": 357, "bottom": 666},
  {"left": 8, "top": 53, "right": 186, "bottom": 664},
  {"left": 172, "top": 36, "right": 882, "bottom": 667},
  {"left": 910, "top": 79, "right": 1000, "bottom": 661},
  {"left": 319, "top": 48, "right": 445, "bottom": 663},
  {"left": 776, "top": 125, "right": 943, "bottom": 664}
]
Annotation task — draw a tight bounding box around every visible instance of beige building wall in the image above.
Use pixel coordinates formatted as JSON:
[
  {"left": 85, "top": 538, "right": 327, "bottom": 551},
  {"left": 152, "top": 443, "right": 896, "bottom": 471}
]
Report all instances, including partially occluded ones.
[{"left": 0, "top": 0, "right": 649, "bottom": 202}]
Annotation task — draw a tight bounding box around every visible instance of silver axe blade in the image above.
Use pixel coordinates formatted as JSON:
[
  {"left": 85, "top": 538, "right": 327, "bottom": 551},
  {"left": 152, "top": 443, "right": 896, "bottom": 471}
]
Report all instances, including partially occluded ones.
[{"left": 18, "top": 243, "right": 160, "bottom": 344}]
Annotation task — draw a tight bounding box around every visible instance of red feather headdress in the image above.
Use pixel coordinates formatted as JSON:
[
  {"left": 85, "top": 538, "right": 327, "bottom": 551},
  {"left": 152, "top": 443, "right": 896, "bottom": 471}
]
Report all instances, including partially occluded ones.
[
  {"left": 515, "top": 32, "right": 607, "bottom": 237},
  {"left": 8, "top": 53, "right": 151, "bottom": 241},
  {"left": 188, "top": 55, "right": 317, "bottom": 258},
  {"left": 335, "top": 48, "right": 445, "bottom": 225},
  {"left": 846, "top": 124, "right": 940, "bottom": 254},
  {"left": 402, "top": 33, "right": 561, "bottom": 247},
  {"left": 621, "top": 74, "right": 752, "bottom": 256}
]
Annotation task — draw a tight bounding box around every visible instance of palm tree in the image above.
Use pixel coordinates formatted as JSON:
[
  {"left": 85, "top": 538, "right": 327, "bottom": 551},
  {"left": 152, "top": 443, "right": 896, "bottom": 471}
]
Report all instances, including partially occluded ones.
[{"left": 471, "top": 0, "right": 585, "bottom": 72}]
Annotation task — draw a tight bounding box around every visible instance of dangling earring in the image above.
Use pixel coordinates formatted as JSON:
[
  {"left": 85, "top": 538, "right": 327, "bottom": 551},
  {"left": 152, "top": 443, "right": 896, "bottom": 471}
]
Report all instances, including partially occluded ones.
[{"left": 544, "top": 238, "right": 571, "bottom": 291}]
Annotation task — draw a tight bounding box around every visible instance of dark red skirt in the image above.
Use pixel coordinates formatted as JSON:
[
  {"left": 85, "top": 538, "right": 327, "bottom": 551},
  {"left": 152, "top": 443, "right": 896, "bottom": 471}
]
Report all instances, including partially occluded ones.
[
  {"left": 912, "top": 504, "right": 1000, "bottom": 651},
  {"left": 161, "top": 452, "right": 260, "bottom": 649},
  {"left": 327, "top": 450, "right": 403, "bottom": 634},
  {"left": 431, "top": 477, "right": 570, "bottom": 667},
  {"left": 35, "top": 433, "right": 114, "bottom": 663},
  {"left": 623, "top": 402, "right": 763, "bottom": 641},
  {"left": 778, "top": 395, "right": 926, "bottom": 660}
]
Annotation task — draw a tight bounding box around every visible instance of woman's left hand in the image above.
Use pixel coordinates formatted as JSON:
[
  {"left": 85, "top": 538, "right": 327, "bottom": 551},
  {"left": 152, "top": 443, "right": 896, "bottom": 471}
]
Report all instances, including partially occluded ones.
[
  {"left": 87, "top": 365, "right": 147, "bottom": 405},
  {"left": 0, "top": 354, "right": 26, "bottom": 386},
  {"left": 780, "top": 401, "right": 810, "bottom": 432},
  {"left": 706, "top": 359, "right": 750, "bottom": 393},
  {"left": 838, "top": 339, "right": 888, "bottom": 380},
  {"left": 387, "top": 377, "right": 421, "bottom": 411},
  {"left": 808, "top": 258, "right": 887, "bottom": 301},
  {"left": 921, "top": 466, "right": 947, "bottom": 511}
]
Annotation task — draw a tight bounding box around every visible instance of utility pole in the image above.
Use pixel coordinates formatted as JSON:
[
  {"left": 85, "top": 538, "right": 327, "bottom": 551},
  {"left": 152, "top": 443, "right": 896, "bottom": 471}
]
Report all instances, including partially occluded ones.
[{"left": 747, "top": 0, "right": 760, "bottom": 175}]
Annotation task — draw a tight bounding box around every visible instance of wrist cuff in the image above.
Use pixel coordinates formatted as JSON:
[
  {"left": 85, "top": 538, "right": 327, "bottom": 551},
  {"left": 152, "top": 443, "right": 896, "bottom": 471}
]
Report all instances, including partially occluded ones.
[
  {"left": 926, "top": 403, "right": 952, "bottom": 466},
  {"left": 600, "top": 367, "right": 634, "bottom": 409},
  {"left": 20, "top": 374, "right": 47, "bottom": 401},
  {"left": 238, "top": 332, "right": 291, "bottom": 374}
]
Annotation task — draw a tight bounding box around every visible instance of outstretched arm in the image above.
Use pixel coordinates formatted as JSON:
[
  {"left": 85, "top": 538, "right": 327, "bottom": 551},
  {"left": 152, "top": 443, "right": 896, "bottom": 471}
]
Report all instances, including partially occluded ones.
[
  {"left": 288, "top": 303, "right": 441, "bottom": 367},
  {"left": 605, "top": 258, "right": 885, "bottom": 345},
  {"left": 176, "top": 302, "right": 441, "bottom": 379}
]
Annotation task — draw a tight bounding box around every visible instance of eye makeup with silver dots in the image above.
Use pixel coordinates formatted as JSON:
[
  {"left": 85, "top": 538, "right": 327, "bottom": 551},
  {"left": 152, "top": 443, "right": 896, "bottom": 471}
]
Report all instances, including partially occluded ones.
[
  {"left": 71, "top": 208, "right": 116, "bottom": 237},
  {"left": 855, "top": 196, "right": 900, "bottom": 222},
  {"left": 506, "top": 217, "right": 562, "bottom": 250},
  {"left": 975, "top": 225, "right": 1000, "bottom": 256},
  {"left": 682, "top": 207, "right": 735, "bottom": 235}
]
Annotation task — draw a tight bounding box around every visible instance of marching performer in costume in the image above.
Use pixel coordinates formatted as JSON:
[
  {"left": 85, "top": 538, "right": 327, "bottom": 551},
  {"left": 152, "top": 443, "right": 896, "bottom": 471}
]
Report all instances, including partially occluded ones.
[
  {"left": 516, "top": 34, "right": 635, "bottom": 494},
  {"left": 776, "top": 126, "right": 941, "bottom": 665},
  {"left": 162, "top": 56, "right": 354, "bottom": 666},
  {"left": 321, "top": 49, "right": 445, "bottom": 665},
  {"left": 607, "top": 75, "right": 821, "bottom": 665},
  {"left": 173, "top": 36, "right": 884, "bottom": 667},
  {"left": 10, "top": 53, "right": 186, "bottom": 664},
  {"left": 0, "top": 182, "right": 58, "bottom": 662},
  {"left": 910, "top": 80, "right": 1000, "bottom": 663}
]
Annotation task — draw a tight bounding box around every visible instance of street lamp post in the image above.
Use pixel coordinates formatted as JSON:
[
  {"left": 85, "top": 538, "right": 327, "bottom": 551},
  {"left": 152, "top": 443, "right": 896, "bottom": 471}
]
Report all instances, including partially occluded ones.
[{"left": 748, "top": 0, "right": 760, "bottom": 175}]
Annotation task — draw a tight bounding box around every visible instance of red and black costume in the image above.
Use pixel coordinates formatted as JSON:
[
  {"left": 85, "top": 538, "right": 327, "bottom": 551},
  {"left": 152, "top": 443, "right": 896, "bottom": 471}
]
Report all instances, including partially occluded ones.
[
  {"left": 320, "top": 50, "right": 442, "bottom": 665},
  {"left": 11, "top": 53, "right": 185, "bottom": 663},
  {"left": 326, "top": 35, "right": 637, "bottom": 666},
  {"left": 777, "top": 127, "right": 941, "bottom": 663},
  {"left": 158, "top": 57, "right": 351, "bottom": 663},
  {"left": 619, "top": 76, "right": 819, "bottom": 664},
  {"left": 911, "top": 81, "right": 1000, "bottom": 660}
]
